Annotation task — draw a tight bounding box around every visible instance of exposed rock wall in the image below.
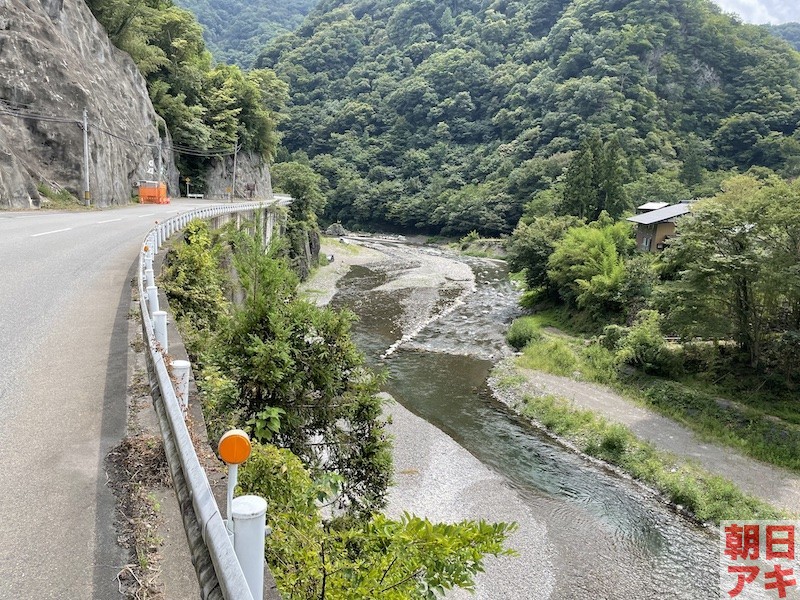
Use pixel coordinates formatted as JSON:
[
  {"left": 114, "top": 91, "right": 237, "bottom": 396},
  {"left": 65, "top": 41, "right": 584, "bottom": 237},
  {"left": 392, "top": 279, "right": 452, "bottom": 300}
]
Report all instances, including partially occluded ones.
[
  {"left": 204, "top": 151, "right": 273, "bottom": 201},
  {"left": 0, "top": 0, "right": 177, "bottom": 208}
]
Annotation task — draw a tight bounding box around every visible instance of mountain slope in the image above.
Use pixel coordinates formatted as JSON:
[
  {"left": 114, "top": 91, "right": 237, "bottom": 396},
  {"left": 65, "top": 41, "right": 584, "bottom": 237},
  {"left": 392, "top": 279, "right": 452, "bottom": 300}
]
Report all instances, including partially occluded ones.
[
  {"left": 768, "top": 23, "right": 800, "bottom": 50},
  {"left": 173, "top": 0, "right": 318, "bottom": 67},
  {"left": 260, "top": 0, "right": 800, "bottom": 235}
]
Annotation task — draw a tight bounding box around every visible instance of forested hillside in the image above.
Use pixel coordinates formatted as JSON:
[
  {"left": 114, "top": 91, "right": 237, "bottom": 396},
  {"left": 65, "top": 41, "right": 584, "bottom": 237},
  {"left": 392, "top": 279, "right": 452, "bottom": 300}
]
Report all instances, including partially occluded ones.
[
  {"left": 86, "top": 0, "right": 288, "bottom": 188},
  {"left": 259, "top": 0, "right": 800, "bottom": 236},
  {"left": 173, "top": 0, "right": 318, "bottom": 67},
  {"left": 768, "top": 23, "right": 800, "bottom": 50}
]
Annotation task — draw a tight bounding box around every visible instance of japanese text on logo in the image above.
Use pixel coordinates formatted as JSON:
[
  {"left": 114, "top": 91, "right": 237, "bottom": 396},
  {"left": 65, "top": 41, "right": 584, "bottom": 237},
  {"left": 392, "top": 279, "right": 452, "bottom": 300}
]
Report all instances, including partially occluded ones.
[{"left": 721, "top": 521, "right": 798, "bottom": 599}]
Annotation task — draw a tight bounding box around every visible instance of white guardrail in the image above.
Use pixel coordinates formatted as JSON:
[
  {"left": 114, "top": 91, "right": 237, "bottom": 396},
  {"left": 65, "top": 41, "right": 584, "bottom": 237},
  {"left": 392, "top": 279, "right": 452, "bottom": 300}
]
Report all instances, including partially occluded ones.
[{"left": 137, "top": 200, "right": 288, "bottom": 600}]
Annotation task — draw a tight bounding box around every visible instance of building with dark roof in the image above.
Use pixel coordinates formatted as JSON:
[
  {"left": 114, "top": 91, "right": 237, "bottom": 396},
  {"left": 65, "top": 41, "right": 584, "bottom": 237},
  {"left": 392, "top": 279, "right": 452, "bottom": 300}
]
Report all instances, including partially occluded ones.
[{"left": 627, "top": 203, "right": 692, "bottom": 252}]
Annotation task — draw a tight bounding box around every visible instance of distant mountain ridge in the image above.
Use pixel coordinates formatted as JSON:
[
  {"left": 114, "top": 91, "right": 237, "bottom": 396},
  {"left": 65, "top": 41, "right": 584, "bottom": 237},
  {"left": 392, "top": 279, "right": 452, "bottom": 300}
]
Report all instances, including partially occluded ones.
[
  {"left": 172, "top": 0, "right": 318, "bottom": 67},
  {"left": 768, "top": 23, "right": 800, "bottom": 50}
]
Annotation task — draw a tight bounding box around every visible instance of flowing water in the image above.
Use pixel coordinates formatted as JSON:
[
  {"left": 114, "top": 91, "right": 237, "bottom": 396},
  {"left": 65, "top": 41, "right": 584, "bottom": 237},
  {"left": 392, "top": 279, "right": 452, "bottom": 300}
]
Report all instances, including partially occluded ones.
[{"left": 331, "top": 243, "right": 722, "bottom": 599}]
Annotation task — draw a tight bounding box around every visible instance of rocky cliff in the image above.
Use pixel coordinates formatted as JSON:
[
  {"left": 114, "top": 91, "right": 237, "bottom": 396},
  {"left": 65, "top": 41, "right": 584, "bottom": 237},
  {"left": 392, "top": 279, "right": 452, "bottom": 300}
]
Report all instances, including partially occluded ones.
[
  {"left": 205, "top": 151, "right": 274, "bottom": 201},
  {"left": 0, "top": 0, "right": 177, "bottom": 208}
]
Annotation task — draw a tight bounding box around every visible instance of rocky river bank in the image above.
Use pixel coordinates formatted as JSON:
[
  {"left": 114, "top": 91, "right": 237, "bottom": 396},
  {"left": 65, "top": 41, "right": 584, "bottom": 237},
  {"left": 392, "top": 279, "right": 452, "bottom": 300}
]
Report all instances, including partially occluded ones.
[{"left": 301, "top": 235, "right": 719, "bottom": 599}]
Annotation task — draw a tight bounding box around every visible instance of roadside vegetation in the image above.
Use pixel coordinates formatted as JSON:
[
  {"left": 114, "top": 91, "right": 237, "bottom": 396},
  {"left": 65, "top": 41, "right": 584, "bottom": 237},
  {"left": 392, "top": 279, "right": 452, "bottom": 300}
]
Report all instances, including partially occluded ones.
[
  {"left": 36, "top": 183, "right": 90, "bottom": 210},
  {"left": 161, "top": 211, "right": 515, "bottom": 598},
  {"left": 505, "top": 312, "right": 800, "bottom": 473},
  {"left": 510, "top": 392, "right": 783, "bottom": 523},
  {"left": 498, "top": 172, "right": 800, "bottom": 521}
]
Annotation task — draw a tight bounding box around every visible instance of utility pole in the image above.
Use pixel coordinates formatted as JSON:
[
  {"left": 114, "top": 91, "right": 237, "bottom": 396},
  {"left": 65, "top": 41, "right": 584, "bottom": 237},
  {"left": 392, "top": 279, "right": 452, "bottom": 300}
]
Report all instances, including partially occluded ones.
[
  {"left": 156, "top": 138, "right": 164, "bottom": 202},
  {"left": 82, "top": 108, "right": 90, "bottom": 206},
  {"left": 231, "top": 137, "right": 238, "bottom": 203},
  {"left": 157, "top": 138, "right": 163, "bottom": 184}
]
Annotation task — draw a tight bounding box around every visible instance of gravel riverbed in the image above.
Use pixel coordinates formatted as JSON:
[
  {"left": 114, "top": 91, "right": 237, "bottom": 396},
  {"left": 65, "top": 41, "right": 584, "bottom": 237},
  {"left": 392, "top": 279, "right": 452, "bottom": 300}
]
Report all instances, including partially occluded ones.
[{"left": 302, "top": 237, "right": 556, "bottom": 598}]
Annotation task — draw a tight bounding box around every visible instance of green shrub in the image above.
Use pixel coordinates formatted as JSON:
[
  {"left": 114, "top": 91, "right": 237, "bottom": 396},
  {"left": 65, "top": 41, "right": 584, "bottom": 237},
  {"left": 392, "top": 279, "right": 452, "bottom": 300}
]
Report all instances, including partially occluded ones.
[
  {"left": 581, "top": 342, "right": 620, "bottom": 384},
  {"left": 459, "top": 230, "right": 480, "bottom": 249},
  {"left": 616, "top": 310, "right": 682, "bottom": 375},
  {"left": 519, "top": 338, "right": 578, "bottom": 376},
  {"left": 599, "top": 423, "right": 632, "bottom": 459},
  {"left": 505, "top": 317, "right": 542, "bottom": 350},
  {"left": 763, "top": 330, "right": 800, "bottom": 387},
  {"left": 239, "top": 443, "right": 516, "bottom": 600},
  {"left": 599, "top": 324, "right": 629, "bottom": 350},
  {"left": 161, "top": 219, "right": 228, "bottom": 342},
  {"left": 681, "top": 342, "right": 720, "bottom": 374}
]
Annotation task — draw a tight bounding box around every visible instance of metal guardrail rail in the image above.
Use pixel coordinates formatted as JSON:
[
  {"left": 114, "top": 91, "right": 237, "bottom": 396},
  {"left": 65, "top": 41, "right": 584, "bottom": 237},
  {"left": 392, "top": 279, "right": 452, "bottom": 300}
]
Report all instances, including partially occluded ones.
[{"left": 137, "top": 200, "right": 287, "bottom": 600}]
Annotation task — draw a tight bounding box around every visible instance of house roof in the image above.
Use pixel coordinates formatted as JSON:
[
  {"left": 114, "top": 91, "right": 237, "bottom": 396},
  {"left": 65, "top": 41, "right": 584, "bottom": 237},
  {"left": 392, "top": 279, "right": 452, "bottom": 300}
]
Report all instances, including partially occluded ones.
[
  {"left": 637, "top": 201, "right": 670, "bottom": 211},
  {"left": 627, "top": 203, "right": 691, "bottom": 225}
]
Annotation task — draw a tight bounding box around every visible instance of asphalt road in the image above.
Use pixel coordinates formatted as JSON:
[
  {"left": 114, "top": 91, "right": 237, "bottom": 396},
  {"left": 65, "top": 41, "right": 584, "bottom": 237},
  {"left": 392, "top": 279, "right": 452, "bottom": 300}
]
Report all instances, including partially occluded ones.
[{"left": 0, "top": 201, "right": 205, "bottom": 599}]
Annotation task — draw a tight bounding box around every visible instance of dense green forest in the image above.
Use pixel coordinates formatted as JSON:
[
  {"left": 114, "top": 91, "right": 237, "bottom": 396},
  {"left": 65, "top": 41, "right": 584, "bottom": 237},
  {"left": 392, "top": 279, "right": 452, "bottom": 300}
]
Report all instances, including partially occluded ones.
[
  {"left": 86, "top": 0, "right": 287, "bottom": 187},
  {"left": 172, "top": 0, "right": 319, "bottom": 67},
  {"left": 259, "top": 0, "right": 800, "bottom": 236},
  {"left": 768, "top": 22, "right": 800, "bottom": 50}
]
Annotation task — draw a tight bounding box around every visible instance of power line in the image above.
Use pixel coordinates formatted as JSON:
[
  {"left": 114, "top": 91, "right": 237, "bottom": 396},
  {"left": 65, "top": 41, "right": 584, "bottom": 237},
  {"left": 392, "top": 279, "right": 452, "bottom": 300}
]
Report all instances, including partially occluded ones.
[
  {"left": 0, "top": 99, "right": 238, "bottom": 157},
  {"left": 0, "top": 105, "right": 80, "bottom": 125},
  {"left": 89, "top": 122, "right": 159, "bottom": 149},
  {"left": 0, "top": 101, "right": 245, "bottom": 202}
]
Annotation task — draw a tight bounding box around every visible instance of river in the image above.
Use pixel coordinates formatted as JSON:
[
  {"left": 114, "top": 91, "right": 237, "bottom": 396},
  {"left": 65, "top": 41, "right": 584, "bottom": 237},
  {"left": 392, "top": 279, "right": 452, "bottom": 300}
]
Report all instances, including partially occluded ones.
[{"left": 329, "top": 241, "right": 720, "bottom": 599}]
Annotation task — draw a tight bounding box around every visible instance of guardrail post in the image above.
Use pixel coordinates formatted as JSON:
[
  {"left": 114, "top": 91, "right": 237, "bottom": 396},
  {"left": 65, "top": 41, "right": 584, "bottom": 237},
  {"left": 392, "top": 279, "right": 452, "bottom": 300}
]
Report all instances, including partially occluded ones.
[
  {"left": 153, "top": 310, "right": 168, "bottom": 349},
  {"left": 171, "top": 359, "right": 191, "bottom": 413},
  {"left": 232, "top": 496, "right": 267, "bottom": 600},
  {"left": 145, "top": 268, "right": 155, "bottom": 289},
  {"left": 147, "top": 285, "right": 160, "bottom": 314}
]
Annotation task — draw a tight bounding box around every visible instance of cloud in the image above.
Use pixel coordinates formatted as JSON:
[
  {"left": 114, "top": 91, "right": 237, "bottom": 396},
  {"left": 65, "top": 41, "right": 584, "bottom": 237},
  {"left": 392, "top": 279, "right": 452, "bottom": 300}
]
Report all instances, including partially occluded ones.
[{"left": 710, "top": 0, "right": 800, "bottom": 24}]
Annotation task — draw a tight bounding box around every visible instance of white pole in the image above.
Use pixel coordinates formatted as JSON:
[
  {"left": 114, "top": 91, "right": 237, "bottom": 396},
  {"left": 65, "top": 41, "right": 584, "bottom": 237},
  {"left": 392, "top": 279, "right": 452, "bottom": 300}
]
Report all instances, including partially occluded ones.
[
  {"left": 232, "top": 138, "right": 239, "bottom": 202},
  {"left": 147, "top": 285, "right": 159, "bottom": 314},
  {"left": 227, "top": 463, "right": 238, "bottom": 537},
  {"left": 232, "top": 495, "right": 267, "bottom": 600},
  {"left": 157, "top": 138, "right": 163, "bottom": 187},
  {"left": 82, "top": 108, "right": 90, "bottom": 206},
  {"left": 145, "top": 268, "right": 155, "bottom": 289},
  {"left": 171, "top": 359, "right": 191, "bottom": 413},
  {"left": 153, "top": 310, "right": 168, "bottom": 349}
]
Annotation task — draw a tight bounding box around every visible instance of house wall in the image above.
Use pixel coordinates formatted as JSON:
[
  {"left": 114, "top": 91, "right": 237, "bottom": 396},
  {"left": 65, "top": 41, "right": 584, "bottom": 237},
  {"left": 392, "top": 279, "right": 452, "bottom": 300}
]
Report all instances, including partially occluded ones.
[
  {"left": 635, "top": 223, "right": 655, "bottom": 251},
  {"left": 635, "top": 221, "right": 676, "bottom": 252},
  {"left": 654, "top": 222, "right": 676, "bottom": 250}
]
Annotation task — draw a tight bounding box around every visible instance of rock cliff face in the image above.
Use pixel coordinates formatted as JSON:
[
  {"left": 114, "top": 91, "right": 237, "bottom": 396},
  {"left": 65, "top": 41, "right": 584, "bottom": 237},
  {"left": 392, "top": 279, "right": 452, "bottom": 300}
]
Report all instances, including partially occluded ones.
[
  {"left": 205, "top": 152, "right": 274, "bottom": 201},
  {"left": 0, "top": 0, "right": 177, "bottom": 208}
]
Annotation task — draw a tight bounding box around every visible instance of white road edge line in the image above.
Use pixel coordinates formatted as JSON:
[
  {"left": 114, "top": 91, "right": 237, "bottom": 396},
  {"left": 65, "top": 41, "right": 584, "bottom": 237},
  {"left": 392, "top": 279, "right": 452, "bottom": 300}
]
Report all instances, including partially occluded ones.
[
  {"left": 97, "top": 218, "right": 122, "bottom": 224},
  {"left": 31, "top": 227, "right": 72, "bottom": 237},
  {"left": 137, "top": 213, "right": 155, "bottom": 218}
]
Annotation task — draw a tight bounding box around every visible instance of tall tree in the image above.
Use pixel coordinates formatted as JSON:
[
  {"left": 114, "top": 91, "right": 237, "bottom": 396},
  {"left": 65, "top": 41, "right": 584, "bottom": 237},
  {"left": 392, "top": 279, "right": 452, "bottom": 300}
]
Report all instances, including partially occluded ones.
[
  {"left": 657, "top": 174, "right": 800, "bottom": 368},
  {"left": 560, "top": 139, "right": 597, "bottom": 219}
]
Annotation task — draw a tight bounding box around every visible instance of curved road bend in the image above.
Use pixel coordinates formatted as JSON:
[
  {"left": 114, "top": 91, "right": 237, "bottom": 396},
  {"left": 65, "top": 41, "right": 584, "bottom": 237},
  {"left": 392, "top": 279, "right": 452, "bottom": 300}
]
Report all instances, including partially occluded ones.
[{"left": 0, "top": 201, "right": 205, "bottom": 599}]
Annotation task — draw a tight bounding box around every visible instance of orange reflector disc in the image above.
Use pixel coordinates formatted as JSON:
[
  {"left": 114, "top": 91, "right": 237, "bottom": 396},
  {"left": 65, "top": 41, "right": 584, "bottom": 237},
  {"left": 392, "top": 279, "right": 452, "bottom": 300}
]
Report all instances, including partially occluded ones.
[{"left": 218, "top": 429, "right": 251, "bottom": 465}]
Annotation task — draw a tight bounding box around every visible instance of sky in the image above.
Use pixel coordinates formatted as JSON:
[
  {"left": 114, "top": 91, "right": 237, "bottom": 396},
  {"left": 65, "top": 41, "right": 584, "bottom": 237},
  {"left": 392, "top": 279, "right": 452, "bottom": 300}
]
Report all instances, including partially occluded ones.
[{"left": 710, "top": 0, "right": 800, "bottom": 24}]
